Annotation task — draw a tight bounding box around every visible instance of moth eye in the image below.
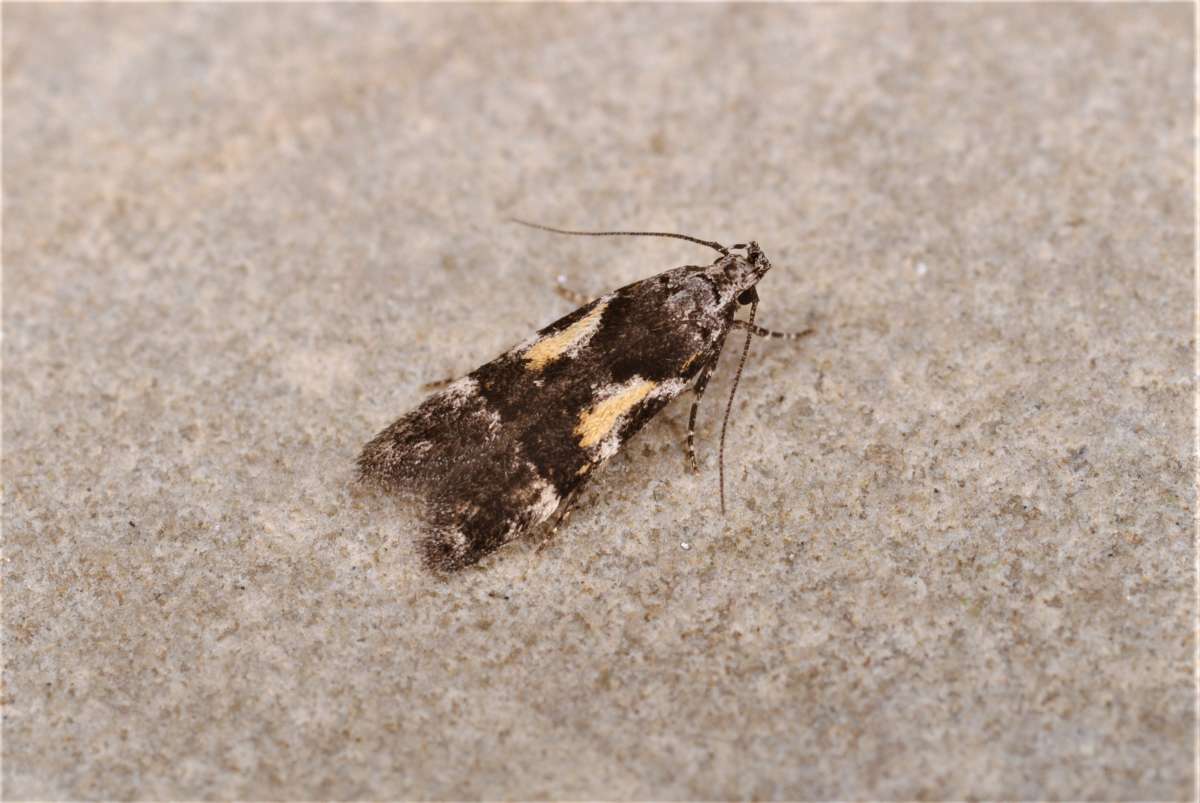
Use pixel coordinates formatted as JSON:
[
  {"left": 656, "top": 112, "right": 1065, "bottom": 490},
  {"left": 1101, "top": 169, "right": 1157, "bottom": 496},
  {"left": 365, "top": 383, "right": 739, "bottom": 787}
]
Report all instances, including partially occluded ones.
[{"left": 737, "top": 288, "right": 758, "bottom": 306}]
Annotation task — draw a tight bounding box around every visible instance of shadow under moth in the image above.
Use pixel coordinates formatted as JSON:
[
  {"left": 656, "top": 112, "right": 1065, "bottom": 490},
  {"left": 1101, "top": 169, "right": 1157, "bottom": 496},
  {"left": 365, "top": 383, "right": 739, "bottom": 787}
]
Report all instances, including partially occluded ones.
[{"left": 357, "top": 222, "right": 812, "bottom": 571}]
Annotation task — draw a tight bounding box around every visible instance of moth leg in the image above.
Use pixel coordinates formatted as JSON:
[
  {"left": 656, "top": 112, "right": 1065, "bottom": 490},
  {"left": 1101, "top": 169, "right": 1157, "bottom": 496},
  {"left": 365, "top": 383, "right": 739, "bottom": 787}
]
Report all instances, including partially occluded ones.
[
  {"left": 536, "top": 486, "right": 582, "bottom": 553},
  {"left": 686, "top": 362, "right": 716, "bottom": 473},
  {"left": 554, "top": 280, "right": 591, "bottom": 307},
  {"left": 732, "top": 320, "right": 815, "bottom": 340},
  {"left": 420, "top": 376, "right": 456, "bottom": 391}
]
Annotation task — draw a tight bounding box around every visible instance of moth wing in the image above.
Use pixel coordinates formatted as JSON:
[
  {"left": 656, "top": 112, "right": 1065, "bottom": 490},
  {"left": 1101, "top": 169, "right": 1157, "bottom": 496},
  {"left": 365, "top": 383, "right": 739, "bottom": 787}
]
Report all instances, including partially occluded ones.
[{"left": 359, "top": 271, "right": 723, "bottom": 570}]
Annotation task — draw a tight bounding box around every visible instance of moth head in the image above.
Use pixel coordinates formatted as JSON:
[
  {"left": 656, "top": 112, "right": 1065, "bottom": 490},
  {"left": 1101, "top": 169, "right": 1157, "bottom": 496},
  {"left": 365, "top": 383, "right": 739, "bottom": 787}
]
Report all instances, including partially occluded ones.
[{"left": 721, "top": 241, "right": 771, "bottom": 305}]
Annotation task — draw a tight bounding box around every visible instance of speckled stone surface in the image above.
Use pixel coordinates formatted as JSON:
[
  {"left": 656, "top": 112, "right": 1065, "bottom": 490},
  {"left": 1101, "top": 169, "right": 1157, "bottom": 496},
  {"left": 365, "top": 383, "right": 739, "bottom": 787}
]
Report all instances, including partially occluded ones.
[{"left": 3, "top": 5, "right": 1193, "bottom": 800}]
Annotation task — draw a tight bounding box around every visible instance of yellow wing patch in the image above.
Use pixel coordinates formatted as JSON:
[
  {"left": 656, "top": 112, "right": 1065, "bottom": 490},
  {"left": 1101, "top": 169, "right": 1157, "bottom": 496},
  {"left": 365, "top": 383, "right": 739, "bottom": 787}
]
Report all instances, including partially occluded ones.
[
  {"left": 523, "top": 300, "right": 608, "bottom": 371},
  {"left": 575, "top": 379, "right": 657, "bottom": 448}
]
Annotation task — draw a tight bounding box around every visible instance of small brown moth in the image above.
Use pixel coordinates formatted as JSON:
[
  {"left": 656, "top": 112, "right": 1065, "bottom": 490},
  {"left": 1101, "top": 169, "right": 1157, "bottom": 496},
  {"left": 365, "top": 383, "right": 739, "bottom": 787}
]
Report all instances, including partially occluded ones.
[{"left": 358, "top": 222, "right": 811, "bottom": 570}]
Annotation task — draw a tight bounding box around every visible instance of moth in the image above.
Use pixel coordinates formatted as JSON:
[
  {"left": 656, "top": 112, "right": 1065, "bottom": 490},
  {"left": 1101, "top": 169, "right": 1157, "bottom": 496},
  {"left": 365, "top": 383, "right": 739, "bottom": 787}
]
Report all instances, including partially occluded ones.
[{"left": 357, "top": 222, "right": 812, "bottom": 571}]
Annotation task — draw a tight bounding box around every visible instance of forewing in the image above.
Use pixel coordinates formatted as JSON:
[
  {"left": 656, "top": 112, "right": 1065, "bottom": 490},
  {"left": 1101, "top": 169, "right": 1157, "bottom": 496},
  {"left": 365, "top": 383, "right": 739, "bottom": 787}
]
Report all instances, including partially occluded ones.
[{"left": 358, "top": 266, "right": 729, "bottom": 569}]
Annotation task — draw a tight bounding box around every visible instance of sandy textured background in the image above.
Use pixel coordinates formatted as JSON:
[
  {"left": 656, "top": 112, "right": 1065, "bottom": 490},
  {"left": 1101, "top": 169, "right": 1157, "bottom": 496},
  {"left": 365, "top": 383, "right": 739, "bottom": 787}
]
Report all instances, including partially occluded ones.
[{"left": 4, "top": 4, "right": 1194, "bottom": 800}]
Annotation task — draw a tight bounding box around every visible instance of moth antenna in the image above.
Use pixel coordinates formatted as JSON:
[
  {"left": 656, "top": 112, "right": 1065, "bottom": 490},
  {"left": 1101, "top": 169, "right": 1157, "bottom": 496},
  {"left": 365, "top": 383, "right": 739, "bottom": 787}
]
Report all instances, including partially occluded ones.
[
  {"left": 511, "top": 218, "right": 728, "bottom": 256},
  {"left": 719, "top": 298, "right": 758, "bottom": 515}
]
